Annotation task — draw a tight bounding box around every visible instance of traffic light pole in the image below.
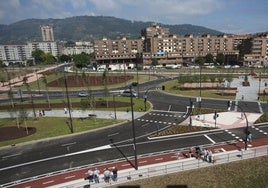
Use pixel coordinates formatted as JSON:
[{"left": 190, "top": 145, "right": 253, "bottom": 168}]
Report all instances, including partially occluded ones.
[{"left": 227, "top": 101, "right": 249, "bottom": 150}]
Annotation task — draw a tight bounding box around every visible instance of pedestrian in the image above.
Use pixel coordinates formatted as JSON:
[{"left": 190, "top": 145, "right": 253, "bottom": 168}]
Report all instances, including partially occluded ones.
[
  {"left": 247, "top": 132, "right": 253, "bottom": 143},
  {"left": 42, "top": 109, "right": 45, "bottom": 116},
  {"left": 103, "top": 168, "right": 111, "bottom": 183},
  {"left": 84, "top": 168, "right": 94, "bottom": 183},
  {"left": 39, "top": 110, "right": 42, "bottom": 117},
  {"left": 203, "top": 149, "right": 208, "bottom": 161},
  {"left": 208, "top": 150, "right": 213, "bottom": 163},
  {"left": 111, "top": 166, "right": 118, "bottom": 182},
  {"left": 64, "top": 107, "right": 67, "bottom": 114},
  {"left": 93, "top": 168, "right": 100, "bottom": 183}
]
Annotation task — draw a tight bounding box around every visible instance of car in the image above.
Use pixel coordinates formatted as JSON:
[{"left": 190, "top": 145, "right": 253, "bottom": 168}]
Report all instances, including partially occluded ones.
[
  {"left": 78, "top": 91, "right": 88, "bottom": 97},
  {"left": 121, "top": 89, "right": 137, "bottom": 97}
]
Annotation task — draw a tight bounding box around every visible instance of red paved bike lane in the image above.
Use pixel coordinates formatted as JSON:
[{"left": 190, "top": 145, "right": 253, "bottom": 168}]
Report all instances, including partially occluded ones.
[{"left": 6, "top": 137, "right": 268, "bottom": 188}]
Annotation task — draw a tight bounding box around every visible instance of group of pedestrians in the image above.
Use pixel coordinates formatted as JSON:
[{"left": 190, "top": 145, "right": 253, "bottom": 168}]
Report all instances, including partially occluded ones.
[
  {"left": 188, "top": 146, "right": 214, "bottom": 163},
  {"left": 84, "top": 166, "right": 118, "bottom": 185}
]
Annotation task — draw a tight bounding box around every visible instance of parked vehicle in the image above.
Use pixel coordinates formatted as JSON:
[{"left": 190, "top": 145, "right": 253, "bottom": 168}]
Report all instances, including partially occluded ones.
[{"left": 121, "top": 89, "right": 137, "bottom": 97}]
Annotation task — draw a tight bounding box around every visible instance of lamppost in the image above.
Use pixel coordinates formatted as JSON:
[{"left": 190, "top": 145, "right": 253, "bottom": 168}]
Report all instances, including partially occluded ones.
[
  {"left": 64, "top": 73, "right": 73, "bottom": 133},
  {"left": 228, "top": 101, "right": 249, "bottom": 150},
  {"left": 130, "top": 85, "right": 138, "bottom": 170},
  {"left": 199, "top": 65, "right": 202, "bottom": 110},
  {"left": 35, "top": 70, "right": 41, "bottom": 94},
  {"left": 258, "top": 72, "right": 261, "bottom": 100},
  {"left": 113, "top": 95, "right": 117, "bottom": 120}
]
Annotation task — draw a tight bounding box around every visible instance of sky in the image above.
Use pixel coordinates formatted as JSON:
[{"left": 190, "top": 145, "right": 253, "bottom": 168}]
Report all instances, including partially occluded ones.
[{"left": 0, "top": 0, "right": 267, "bottom": 34}]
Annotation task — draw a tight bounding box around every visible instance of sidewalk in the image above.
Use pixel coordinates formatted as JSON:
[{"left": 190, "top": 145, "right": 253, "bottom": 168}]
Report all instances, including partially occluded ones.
[
  {"left": 182, "top": 111, "right": 263, "bottom": 129},
  {"left": 0, "top": 110, "right": 146, "bottom": 121},
  {"left": 35, "top": 138, "right": 268, "bottom": 188}
]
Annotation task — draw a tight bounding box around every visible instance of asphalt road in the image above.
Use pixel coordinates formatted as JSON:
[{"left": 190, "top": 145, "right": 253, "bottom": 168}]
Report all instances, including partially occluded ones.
[{"left": 0, "top": 76, "right": 268, "bottom": 185}]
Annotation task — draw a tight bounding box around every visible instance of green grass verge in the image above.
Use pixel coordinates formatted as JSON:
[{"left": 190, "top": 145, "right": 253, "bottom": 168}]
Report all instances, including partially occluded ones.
[
  {"left": 0, "top": 117, "right": 123, "bottom": 147},
  {"left": 164, "top": 79, "right": 236, "bottom": 100}
]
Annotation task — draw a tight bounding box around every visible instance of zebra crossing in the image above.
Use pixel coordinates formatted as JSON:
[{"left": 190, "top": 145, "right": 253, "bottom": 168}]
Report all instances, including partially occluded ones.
[{"left": 136, "top": 111, "right": 185, "bottom": 126}]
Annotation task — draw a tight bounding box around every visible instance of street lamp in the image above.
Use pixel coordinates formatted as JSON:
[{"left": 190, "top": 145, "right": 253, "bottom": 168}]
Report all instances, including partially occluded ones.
[
  {"left": 64, "top": 73, "right": 74, "bottom": 133},
  {"left": 130, "top": 85, "right": 138, "bottom": 170},
  {"left": 228, "top": 101, "right": 249, "bottom": 150},
  {"left": 113, "top": 95, "right": 117, "bottom": 120},
  {"left": 35, "top": 70, "right": 41, "bottom": 94}
]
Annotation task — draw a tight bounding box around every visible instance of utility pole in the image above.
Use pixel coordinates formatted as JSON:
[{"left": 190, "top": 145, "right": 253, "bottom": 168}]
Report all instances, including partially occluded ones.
[
  {"left": 64, "top": 74, "right": 73, "bottom": 133},
  {"left": 130, "top": 85, "right": 138, "bottom": 170}
]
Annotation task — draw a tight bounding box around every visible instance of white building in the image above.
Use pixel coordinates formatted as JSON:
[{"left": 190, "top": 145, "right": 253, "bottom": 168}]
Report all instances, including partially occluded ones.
[
  {"left": 62, "top": 41, "right": 94, "bottom": 55},
  {"left": 0, "top": 42, "right": 59, "bottom": 65},
  {"left": 40, "top": 25, "right": 54, "bottom": 42}
]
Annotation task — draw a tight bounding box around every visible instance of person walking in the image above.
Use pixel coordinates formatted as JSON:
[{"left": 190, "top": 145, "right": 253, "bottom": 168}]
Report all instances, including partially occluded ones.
[
  {"left": 111, "top": 166, "right": 118, "bottom": 182},
  {"left": 103, "top": 168, "right": 111, "bottom": 184},
  {"left": 85, "top": 168, "right": 94, "bottom": 183},
  {"left": 93, "top": 168, "right": 100, "bottom": 183}
]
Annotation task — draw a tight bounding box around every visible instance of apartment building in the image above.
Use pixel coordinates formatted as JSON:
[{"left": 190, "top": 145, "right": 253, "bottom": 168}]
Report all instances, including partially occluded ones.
[
  {"left": 62, "top": 41, "right": 94, "bottom": 55},
  {"left": 0, "top": 41, "right": 59, "bottom": 65},
  {"left": 94, "top": 37, "right": 144, "bottom": 65},
  {"left": 40, "top": 25, "right": 54, "bottom": 42},
  {"left": 94, "top": 24, "right": 246, "bottom": 66},
  {"left": 0, "top": 45, "right": 27, "bottom": 65},
  {"left": 244, "top": 33, "right": 268, "bottom": 67}
]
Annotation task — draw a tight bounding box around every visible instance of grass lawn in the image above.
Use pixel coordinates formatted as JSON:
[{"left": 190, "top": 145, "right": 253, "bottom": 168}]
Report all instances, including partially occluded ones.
[
  {"left": 0, "top": 117, "right": 123, "bottom": 147},
  {"left": 164, "top": 79, "right": 236, "bottom": 100}
]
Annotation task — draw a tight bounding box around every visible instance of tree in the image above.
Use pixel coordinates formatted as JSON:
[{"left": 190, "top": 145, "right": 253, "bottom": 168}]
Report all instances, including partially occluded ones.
[
  {"left": 59, "top": 54, "right": 71, "bottom": 63},
  {"left": 237, "top": 39, "right": 252, "bottom": 61},
  {"left": 43, "top": 53, "right": 56, "bottom": 64},
  {"left": 102, "top": 70, "right": 109, "bottom": 108},
  {"left": 216, "top": 53, "right": 225, "bottom": 65},
  {"left": 0, "top": 60, "right": 7, "bottom": 68},
  {"left": 205, "top": 53, "right": 214, "bottom": 65},
  {"left": 195, "top": 56, "right": 205, "bottom": 66},
  {"left": 73, "top": 52, "right": 90, "bottom": 68},
  {"left": 151, "top": 58, "right": 158, "bottom": 67},
  {"left": 23, "top": 76, "right": 36, "bottom": 118},
  {"left": 32, "top": 49, "right": 45, "bottom": 64},
  {"left": 42, "top": 76, "right": 51, "bottom": 108}
]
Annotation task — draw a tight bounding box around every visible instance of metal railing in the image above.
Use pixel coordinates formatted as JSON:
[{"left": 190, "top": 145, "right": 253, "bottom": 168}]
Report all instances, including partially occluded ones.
[{"left": 83, "top": 146, "right": 268, "bottom": 188}]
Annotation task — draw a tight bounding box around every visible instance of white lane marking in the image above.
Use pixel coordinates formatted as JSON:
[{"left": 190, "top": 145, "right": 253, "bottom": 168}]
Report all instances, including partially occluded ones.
[
  {"left": 121, "top": 163, "right": 131, "bottom": 167},
  {"left": 108, "top": 132, "right": 119, "bottom": 137},
  {"left": 204, "top": 134, "right": 216, "bottom": 144},
  {"left": 2, "top": 153, "right": 21, "bottom": 159},
  {"left": 43, "top": 180, "right": 54, "bottom": 185},
  {"left": 0, "top": 145, "right": 112, "bottom": 171},
  {"left": 64, "top": 175, "right": 76, "bottom": 179},
  {"left": 139, "top": 160, "right": 147, "bottom": 164},
  {"left": 61, "top": 142, "right": 76, "bottom": 147},
  {"left": 258, "top": 101, "right": 263, "bottom": 114},
  {"left": 141, "top": 123, "right": 150, "bottom": 127},
  {"left": 221, "top": 148, "right": 226, "bottom": 152},
  {"left": 155, "top": 158, "right": 163, "bottom": 161},
  {"left": 168, "top": 105, "right": 171, "bottom": 112}
]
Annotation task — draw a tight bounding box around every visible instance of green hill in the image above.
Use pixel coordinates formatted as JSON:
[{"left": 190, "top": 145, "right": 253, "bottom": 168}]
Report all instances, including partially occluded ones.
[{"left": 0, "top": 15, "right": 223, "bottom": 44}]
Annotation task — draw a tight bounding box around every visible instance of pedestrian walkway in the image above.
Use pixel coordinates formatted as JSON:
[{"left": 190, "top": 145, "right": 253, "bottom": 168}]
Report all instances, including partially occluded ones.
[
  {"left": 232, "top": 75, "right": 267, "bottom": 101},
  {"left": 0, "top": 109, "right": 146, "bottom": 121},
  {"left": 182, "top": 111, "right": 263, "bottom": 129},
  {"left": 0, "top": 64, "right": 66, "bottom": 91}
]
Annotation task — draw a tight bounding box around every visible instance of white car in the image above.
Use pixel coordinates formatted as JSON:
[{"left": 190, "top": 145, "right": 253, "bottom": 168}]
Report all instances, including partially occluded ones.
[
  {"left": 78, "top": 92, "right": 88, "bottom": 97},
  {"left": 121, "top": 89, "right": 137, "bottom": 97}
]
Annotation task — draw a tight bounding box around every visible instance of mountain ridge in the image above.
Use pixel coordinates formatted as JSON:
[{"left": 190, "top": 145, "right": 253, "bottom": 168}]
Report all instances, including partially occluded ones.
[{"left": 0, "top": 15, "right": 223, "bottom": 44}]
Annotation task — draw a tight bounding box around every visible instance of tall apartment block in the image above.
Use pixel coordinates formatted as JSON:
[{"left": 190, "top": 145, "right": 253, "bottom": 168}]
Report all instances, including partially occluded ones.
[{"left": 40, "top": 25, "right": 54, "bottom": 42}]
